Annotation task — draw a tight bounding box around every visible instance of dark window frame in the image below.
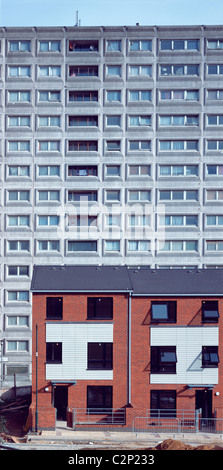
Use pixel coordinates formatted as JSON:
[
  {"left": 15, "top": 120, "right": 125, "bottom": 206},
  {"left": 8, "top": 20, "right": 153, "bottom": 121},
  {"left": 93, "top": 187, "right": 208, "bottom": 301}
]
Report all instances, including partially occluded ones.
[
  {"left": 87, "top": 385, "right": 112, "bottom": 411},
  {"left": 87, "top": 342, "right": 113, "bottom": 370},
  {"left": 150, "top": 390, "right": 176, "bottom": 417},
  {"left": 46, "top": 342, "right": 62, "bottom": 363},
  {"left": 151, "top": 346, "right": 177, "bottom": 374},
  {"left": 46, "top": 297, "right": 63, "bottom": 319},
  {"left": 87, "top": 297, "right": 113, "bottom": 319},
  {"left": 151, "top": 301, "right": 176, "bottom": 323},
  {"left": 202, "top": 300, "right": 219, "bottom": 323},
  {"left": 202, "top": 346, "right": 219, "bottom": 368}
]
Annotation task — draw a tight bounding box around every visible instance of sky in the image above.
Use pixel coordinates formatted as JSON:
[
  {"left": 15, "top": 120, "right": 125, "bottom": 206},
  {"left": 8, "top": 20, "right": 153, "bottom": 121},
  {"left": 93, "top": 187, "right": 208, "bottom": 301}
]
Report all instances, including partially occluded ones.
[{"left": 0, "top": 0, "right": 223, "bottom": 28}]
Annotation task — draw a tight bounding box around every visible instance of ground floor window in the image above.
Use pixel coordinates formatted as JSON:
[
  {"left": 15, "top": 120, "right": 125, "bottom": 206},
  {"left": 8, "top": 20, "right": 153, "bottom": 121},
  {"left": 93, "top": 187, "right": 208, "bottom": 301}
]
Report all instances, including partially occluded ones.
[
  {"left": 87, "top": 386, "right": 112, "bottom": 411},
  {"left": 150, "top": 390, "right": 176, "bottom": 417}
]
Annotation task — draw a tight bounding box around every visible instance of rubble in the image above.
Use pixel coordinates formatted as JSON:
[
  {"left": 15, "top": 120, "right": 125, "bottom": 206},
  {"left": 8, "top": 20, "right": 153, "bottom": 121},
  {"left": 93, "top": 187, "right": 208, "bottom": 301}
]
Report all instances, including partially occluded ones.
[{"left": 147, "top": 438, "right": 223, "bottom": 450}]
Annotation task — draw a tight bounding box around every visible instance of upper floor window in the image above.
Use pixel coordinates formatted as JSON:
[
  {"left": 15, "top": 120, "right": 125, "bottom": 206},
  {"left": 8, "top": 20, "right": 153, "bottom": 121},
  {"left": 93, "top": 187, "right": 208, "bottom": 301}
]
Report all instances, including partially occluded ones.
[
  {"left": 106, "top": 90, "right": 121, "bottom": 102},
  {"left": 202, "top": 346, "right": 219, "bottom": 368},
  {"left": 69, "top": 90, "right": 98, "bottom": 102},
  {"left": 8, "top": 190, "right": 30, "bottom": 202},
  {"left": 46, "top": 297, "right": 63, "bottom": 319},
  {"left": 38, "top": 140, "right": 60, "bottom": 151},
  {"left": 9, "top": 66, "right": 31, "bottom": 77},
  {"left": 129, "top": 90, "right": 152, "bottom": 102},
  {"left": 202, "top": 301, "right": 219, "bottom": 323},
  {"left": 38, "top": 66, "right": 61, "bottom": 77},
  {"left": 159, "top": 165, "right": 198, "bottom": 177},
  {"left": 38, "top": 90, "right": 60, "bottom": 102},
  {"left": 87, "top": 297, "right": 113, "bottom": 319},
  {"left": 129, "top": 65, "right": 152, "bottom": 77},
  {"left": 8, "top": 140, "right": 30, "bottom": 152},
  {"left": 106, "top": 65, "right": 121, "bottom": 77},
  {"left": 207, "top": 89, "right": 223, "bottom": 100},
  {"left": 68, "top": 141, "right": 98, "bottom": 152},
  {"left": 206, "top": 190, "right": 223, "bottom": 201},
  {"left": 39, "top": 41, "right": 61, "bottom": 52},
  {"left": 159, "top": 140, "right": 198, "bottom": 151},
  {"left": 160, "top": 89, "right": 199, "bottom": 101},
  {"left": 88, "top": 343, "right": 113, "bottom": 370},
  {"left": 130, "top": 40, "right": 152, "bottom": 51},
  {"left": 68, "top": 116, "right": 98, "bottom": 127},
  {"left": 160, "top": 39, "right": 199, "bottom": 51},
  {"left": 207, "top": 40, "right": 223, "bottom": 49},
  {"left": 151, "top": 346, "right": 177, "bottom": 374},
  {"left": 68, "top": 165, "right": 97, "bottom": 177},
  {"left": 8, "top": 91, "right": 31, "bottom": 103},
  {"left": 207, "top": 140, "right": 223, "bottom": 150},
  {"left": 159, "top": 190, "right": 198, "bottom": 201},
  {"left": 69, "top": 41, "right": 98, "bottom": 52},
  {"left": 159, "top": 115, "right": 199, "bottom": 126},
  {"left": 151, "top": 301, "right": 176, "bottom": 323},
  {"left": 106, "top": 40, "right": 121, "bottom": 52},
  {"left": 69, "top": 66, "right": 98, "bottom": 77},
  {"left": 207, "top": 64, "right": 223, "bottom": 75},
  {"left": 129, "top": 140, "right": 151, "bottom": 151},
  {"left": 38, "top": 165, "right": 60, "bottom": 177},
  {"left": 9, "top": 40, "right": 31, "bottom": 52},
  {"left": 160, "top": 64, "right": 199, "bottom": 76},
  {"left": 8, "top": 165, "right": 30, "bottom": 177}
]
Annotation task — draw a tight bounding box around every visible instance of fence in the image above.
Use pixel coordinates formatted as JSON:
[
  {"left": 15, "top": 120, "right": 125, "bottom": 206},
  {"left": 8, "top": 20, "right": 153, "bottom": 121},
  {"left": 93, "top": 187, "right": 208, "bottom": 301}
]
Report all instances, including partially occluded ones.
[
  {"left": 133, "top": 410, "right": 223, "bottom": 434},
  {"left": 67, "top": 407, "right": 126, "bottom": 427}
]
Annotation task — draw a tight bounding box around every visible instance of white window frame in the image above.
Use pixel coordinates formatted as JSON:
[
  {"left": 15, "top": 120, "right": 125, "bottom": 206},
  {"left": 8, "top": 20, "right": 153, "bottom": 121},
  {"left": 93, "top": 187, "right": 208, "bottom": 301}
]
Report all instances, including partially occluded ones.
[
  {"left": 128, "top": 190, "right": 151, "bottom": 202},
  {"left": 128, "top": 240, "right": 150, "bottom": 252},
  {"left": 206, "top": 190, "right": 223, "bottom": 201},
  {"left": 8, "top": 165, "right": 30, "bottom": 177},
  {"left": 206, "top": 240, "right": 223, "bottom": 252},
  {"left": 8, "top": 140, "right": 30, "bottom": 152},
  {"left": 129, "top": 65, "right": 152, "bottom": 77},
  {"left": 7, "top": 240, "right": 30, "bottom": 252},
  {"left": 6, "top": 340, "right": 29, "bottom": 352},
  {"left": 8, "top": 190, "right": 30, "bottom": 202},
  {"left": 38, "top": 165, "right": 60, "bottom": 177},
  {"left": 7, "top": 291, "right": 29, "bottom": 302},
  {"left": 37, "top": 215, "right": 60, "bottom": 226},
  {"left": 8, "top": 90, "right": 31, "bottom": 103},
  {"left": 39, "top": 40, "right": 61, "bottom": 52},
  {"left": 159, "top": 240, "right": 198, "bottom": 252},
  {"left": 159, "top": 165, "right": 198, "bottom": 177},
  {"left": 7, "top": 215, "right": 30, "bottom": 227},
  {"left": 159, "top": 215, "right": 198, "bottom": 227},
  {"left": 8, "top": 66, "right": 31, "bottom": 77},
  {"left": 9, "top": 40, "right": 31, "bottom": 52},
  {"left": 38, "top": 66, "right": 61, "bottom": 77},
  {"left": 37, "top": 190, "right": 60, "bottom": 202},
  {"left": 160, "top": 89, "right": 199, "bottom": 101},
  {"left": 37, "top": 240, "right": 60, "bottom": 252},
  {"left": 7, "top": 315, "right": 29, "bottom": 327},
  {"left": 206, "top": 215, "right": 223, "bottom": 227},
  {"left": 159, "top": 190, "right": 198, "bottom": 201}
]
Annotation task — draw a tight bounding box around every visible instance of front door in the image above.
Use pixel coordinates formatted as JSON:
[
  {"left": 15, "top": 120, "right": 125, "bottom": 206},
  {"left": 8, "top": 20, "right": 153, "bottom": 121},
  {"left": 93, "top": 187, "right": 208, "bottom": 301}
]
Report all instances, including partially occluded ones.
[
  {"left": 195, "top": 389, "right": 212, "bottom": 419},
  {"left": 54, "top": 386, "right": 68, "bottom": 420}
]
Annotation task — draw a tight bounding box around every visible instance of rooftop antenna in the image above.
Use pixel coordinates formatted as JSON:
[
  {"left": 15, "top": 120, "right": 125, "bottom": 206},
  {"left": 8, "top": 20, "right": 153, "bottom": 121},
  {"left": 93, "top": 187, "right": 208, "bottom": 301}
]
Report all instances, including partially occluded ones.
[{"left": 75, "top": 10, "right": 81, "bottom": 26}]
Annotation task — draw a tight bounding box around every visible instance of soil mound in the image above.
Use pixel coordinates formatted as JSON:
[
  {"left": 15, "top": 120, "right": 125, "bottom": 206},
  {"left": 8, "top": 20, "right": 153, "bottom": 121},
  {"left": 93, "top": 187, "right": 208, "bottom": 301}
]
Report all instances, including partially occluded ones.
[{"left": 148, "top": 439, "right": 223, "bottom": 451}]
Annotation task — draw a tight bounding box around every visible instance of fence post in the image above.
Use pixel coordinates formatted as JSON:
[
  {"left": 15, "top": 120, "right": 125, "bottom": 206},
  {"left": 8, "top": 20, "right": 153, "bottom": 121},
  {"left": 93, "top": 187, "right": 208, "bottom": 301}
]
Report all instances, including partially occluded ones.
[{"left": 195, "top": 409, "right": 201, "bottom": 433}]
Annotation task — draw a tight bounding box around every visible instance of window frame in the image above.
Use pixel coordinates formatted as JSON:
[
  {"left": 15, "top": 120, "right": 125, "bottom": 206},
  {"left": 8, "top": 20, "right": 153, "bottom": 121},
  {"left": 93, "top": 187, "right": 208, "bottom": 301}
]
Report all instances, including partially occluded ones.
[
  {"left": 151, "top": 301, "right": 177, "bottom": 323},
  {"left": 87, "top": 297, "right": 113, "bottom": 320}
]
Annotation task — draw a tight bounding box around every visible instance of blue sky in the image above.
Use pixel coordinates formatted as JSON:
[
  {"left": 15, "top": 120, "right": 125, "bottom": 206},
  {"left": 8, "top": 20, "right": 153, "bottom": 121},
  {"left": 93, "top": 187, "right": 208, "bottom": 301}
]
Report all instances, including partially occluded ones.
[{"left": 0, "top": 0, "right": 223, "bottom": 27}]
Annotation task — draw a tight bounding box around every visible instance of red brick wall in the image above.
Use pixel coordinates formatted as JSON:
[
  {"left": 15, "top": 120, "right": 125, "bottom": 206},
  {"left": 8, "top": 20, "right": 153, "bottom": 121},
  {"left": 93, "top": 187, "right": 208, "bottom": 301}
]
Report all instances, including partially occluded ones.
[{"left": 30, "top": 293, "right": 129, "bottom": 430}]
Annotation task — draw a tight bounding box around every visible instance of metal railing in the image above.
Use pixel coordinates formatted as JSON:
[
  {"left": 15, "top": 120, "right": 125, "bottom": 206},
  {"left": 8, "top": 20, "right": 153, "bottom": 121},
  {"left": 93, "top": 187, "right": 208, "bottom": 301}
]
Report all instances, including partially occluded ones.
[{"left": 67, "top": 407, "right": 126, "bottom": 427}]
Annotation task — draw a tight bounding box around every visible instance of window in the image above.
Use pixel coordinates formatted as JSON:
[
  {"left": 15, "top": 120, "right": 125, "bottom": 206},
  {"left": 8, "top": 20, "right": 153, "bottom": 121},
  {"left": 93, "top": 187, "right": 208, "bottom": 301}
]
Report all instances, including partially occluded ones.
[
  {"left": 68, "top": 215, "right": 97, "bottom": 227},
  {"left": 207, "top": 40, "right": 223, "bottom": 49},
  {"left": 68, "top": 141, "right": 98, "bottom": 151},
  {"left": 159, "top": 165, "right": 198, "bottom": 177},
  {"left": 106, "top": 115, "right": 121, "bottom": 127},
  {"left": 150, "top": 390, "right": 176, "bottom": 417},
  {"left": 160, "top": 39, "right": 199, "bottom": 50},
  {"left": 38, "top": 116, "right": 60, "bottom": 127},
  {"left": 129, "top": 90, "right": 152, "bottom": 101},
  {"left": 7, "top": 366, "right": 29, "bottom": 376},
  {"left": 67, "top": 241, "right": 97, "bottom": 252},
  {"left": 38, "top": 240, "right": 60, "bottom": 252},
  {"left": 105, "top": 240, "right": 120, "bottom": 252},
  {"left": 129, "top": 140, "right": 151, "bottom": 151},
  {"left": 106, "top": 90, "right": 121, "bottom": 102},
  {"left": 160, "top": 89, "right": 199, "bottom": 101},
  {"left": 38, "top": 190, "right": 60, "bottom": 202},
  {"left": 8, "top": 266, "right": 29, "bottom": 277},
  {"left": 87, "top": 297, "right": 113, "bottom": 319},
  {"left": 46, "top": 342, "right": 62, "bottom": 363},
  {"left": 159, "top": 190, "right": 198, "bottom": 201},
  {"left": 106, "top": 65, "right": 121, "bottom": 76},
  {"left": 9, "top": 66, "right": 31, "bottom": 77},
  {"left": 129, "top": 65, "right": 152, "bottom": 76},
  {"left": 129, "top": 215, "right": 150, "bottom": 227},
  {"left": 7, "top": 291, "right": 29, "bottom": 302},
  {"left": 106, "top": 165, "right": 120, "bottom": 177},
  {"left": 8, "top": 166, "right": 30, "bottom": 177},
  {"left": 207, "top": 64, "right": 223, "bottom": 75},
  {"left": 38, "top": 141, "right": 60, "bottom": 151},
  {"left": 39, "top": 91, "right": 60, "bottom": 102},
  {"left": 8, "top": 116, "right": 30, "bottom": 127},
  {"left": 9, "top": 40, "right": 31, "bottom": 52},
  {"left": 128, "top": 240, "right": 150, "bottom": 252},
  {"left": 206, "top": 241, "right": 223, "bottom": 252},
  {"left": 151, "top": 346, "right": 177, "bottom": 373},
  {"left": 206, "top": 215, "right": 223, "bottom": 226},
  {"left": 69, "top": 66, "right": 98, "bottom": 77},
  {"left": 129, "top": 115, "right": 151, "bottom": 126},
  {"left": 106, "top": 40, "right": 121, "bottom": 52},
  {"left": 68, "top": 166, "right": 97, "bottom": 177},
  {"left": 151, "top": 301, "right": 176, "bottom": 323},
  {"left": 8, "top": 190, "right": 30, "bottom": 202},
  {"left": 206, "top": 165, "right": 223, "bottom": 176},
  {"left": 8, "top": 91, "right": 31, "bottom": 102},
  {"left": 207, "top": 115, "right": 223, "bottom": 126},
  {"left": 39, "top": 40, "right": 61, "bottom": 52},
  {"left": 159, "top": 240, "right": 198, "bottom": 252},
  {"left": 69, "top": 90, "right": 98, "bottom": 102},
  {"left": 159, "top": 140, "right": 198, "bottom": 151},
  {"left": 207, "top": 140, "right": 223, "bottom": 150},
  {"left": 68, "top": 116, "right": 98, "bottom": 127},
  {"left": 202, "top": 301, "right": 219, "bottom": 323},
  {"left": 38, "top": 66, "right": 61, "bottom": 77},
  {"left": 159, "top": 115, "right": 199, "bottom": 126},
  {"left": 7, "top": 240, "right": 29, "bottom": 252},
  {"left": 160, "top": 64, "right": 199, "bottom": 76},
  {"left": 8, "top": 141, "right": 30, "bottom": 151},
  {"left": 206, "top": 190, "right": 223, "bottom": 201},
  {"left": 159, "top": 215, "right": 198, "bottom": 227},
  {"left": 46, "top": 297, "right": 63, "bottom": 319},
  {"left": 69, "top": 41, "right": 98, "bottom": 52},
  {"left": 130, "top": 40, "right": 152, "bottom": 51},
  {"left": 106, "top": 190, "right": 120, "bottom": 202},
  {"left": 88, "top": 343, "right": 113, "bottom": 369},
  {"left": 106, "top": 141, "right": 121, "bottom": 151},
  {"left": 207, "top": 89, "right": 223, "bottom": 100},
  {"left": 128, "top": 190, "right": 150, "bottom": 202},
  {"left": 129, "top": 165, "right": 150, "bottom": 176},
  {"left": 38, "top": 166, "right": 60, "bottom": 177},
  {"left": 7, "top": 316, "right": 29, "bottom": 327},
  {"left": 8, "top": 215, "right": 30, "bottom": 227},
  {"left": 68, "top": 191, "right": 97, "bottom": 202},
  {"left": 7, "top": 341, "right": 28, "bottom": 352},
  {"left": 87, "top": 386, "right": 112, "bottom": 410},
  {"left": 202, "top": 346, "right": 219, "bottom": 368},
  {"left": 105, "top": 215, "right": 121, "bottom": 227}
]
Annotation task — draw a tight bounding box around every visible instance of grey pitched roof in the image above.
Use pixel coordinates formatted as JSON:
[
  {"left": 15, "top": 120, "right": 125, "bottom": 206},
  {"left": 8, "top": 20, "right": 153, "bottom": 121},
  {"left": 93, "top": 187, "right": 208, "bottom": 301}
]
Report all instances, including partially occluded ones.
[
  {"left": 128, "top": 268, "right": 223, "bottom": 296},
  {"left": 31, "top": 265, "right": 223, "bottom": 296},
  {"left": 31, "top": 265, "right": 132, "bottom": 292}
]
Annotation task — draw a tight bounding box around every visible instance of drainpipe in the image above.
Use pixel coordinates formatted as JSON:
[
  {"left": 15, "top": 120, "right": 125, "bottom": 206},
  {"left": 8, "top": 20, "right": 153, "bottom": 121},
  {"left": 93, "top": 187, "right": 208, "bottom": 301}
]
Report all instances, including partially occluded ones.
[
  {"left": 35, "top": 324, "right": 38, "bottom": 433},
  {"left": 128, "top": 291, "right": 132, "bottom": 405}
]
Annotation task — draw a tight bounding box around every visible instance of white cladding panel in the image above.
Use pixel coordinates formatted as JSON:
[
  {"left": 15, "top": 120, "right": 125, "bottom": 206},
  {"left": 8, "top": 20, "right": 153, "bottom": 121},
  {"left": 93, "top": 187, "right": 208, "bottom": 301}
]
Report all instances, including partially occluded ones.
[
  {"left": 150, "top": 327, "right": 219, "bottom": 385},
  {"left": 46, "top": 323, "right": 113, "bottom": 380}
]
